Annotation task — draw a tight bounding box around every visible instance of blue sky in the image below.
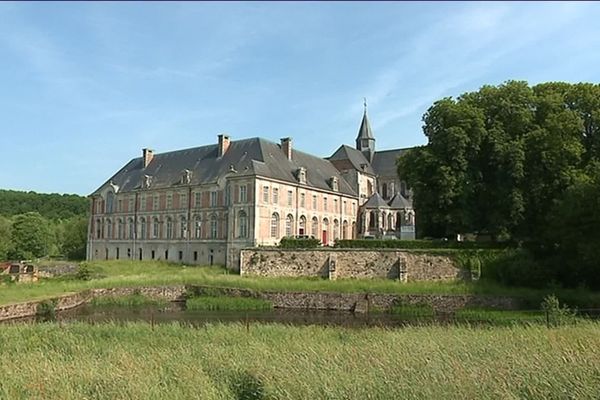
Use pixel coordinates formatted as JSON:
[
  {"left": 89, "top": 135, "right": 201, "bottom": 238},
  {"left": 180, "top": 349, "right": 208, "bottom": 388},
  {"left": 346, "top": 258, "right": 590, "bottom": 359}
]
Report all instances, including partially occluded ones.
[{"left": 1, "top": 2, "right": 600, "bottom": 195}]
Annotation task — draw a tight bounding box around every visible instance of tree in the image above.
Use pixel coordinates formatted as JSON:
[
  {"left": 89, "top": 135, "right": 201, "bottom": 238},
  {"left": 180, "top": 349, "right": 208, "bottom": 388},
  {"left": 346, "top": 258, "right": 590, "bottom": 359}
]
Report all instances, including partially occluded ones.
[
  {"left": 61, "top": 217, "right": 88, "bottom": 260},
  {"left": 0, "top": 216, "right": 11, "bottom": 260},
  {"left": 9, "top": 212, "right": 51, "bottom": 260}
]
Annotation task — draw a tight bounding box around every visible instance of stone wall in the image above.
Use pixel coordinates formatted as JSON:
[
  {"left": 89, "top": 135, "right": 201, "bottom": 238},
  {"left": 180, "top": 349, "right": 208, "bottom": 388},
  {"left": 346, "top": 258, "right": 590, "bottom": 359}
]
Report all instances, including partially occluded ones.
[{"left": 240, "top": 249, "right": 467, "bottom": 282}]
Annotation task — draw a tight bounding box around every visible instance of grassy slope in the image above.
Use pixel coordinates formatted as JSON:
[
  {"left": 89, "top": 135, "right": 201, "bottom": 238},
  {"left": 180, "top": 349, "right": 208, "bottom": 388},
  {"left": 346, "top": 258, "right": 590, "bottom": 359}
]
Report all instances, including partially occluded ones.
[
  {"left": 1, "top": 260, "right": 599, "bottom": 307},
  {"left": 0, "top": 322, "right": 599, "bottom": 399}
]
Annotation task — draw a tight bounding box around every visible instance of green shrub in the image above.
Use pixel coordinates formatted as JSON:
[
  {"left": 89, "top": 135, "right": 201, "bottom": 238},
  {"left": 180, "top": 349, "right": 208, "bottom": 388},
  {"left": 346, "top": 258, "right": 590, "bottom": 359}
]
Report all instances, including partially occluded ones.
[
  {"left": 36, "top": 299, "right": 57, "bottom": 321},
  {"left": 279, "top": 237, "right": 321, "bottom": 248},
  {"left": 541, "top": 295, "right": 577, "bottom": 326},
  {"left": 76, "top": 263, "right": 91, "bottom": 281},
  {"left": 334, "top": 239, "right": 512, "bottom": 250}
]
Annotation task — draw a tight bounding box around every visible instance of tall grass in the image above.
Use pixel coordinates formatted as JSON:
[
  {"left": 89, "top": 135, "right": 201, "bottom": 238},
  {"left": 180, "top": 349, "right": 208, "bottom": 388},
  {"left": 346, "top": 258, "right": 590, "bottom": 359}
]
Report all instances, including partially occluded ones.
[
  {"left": 90, "top": 293, "right": 170, "bottom": 308},
  {"left": 0, "top": 322, "right": 598, "bottom": 399}
]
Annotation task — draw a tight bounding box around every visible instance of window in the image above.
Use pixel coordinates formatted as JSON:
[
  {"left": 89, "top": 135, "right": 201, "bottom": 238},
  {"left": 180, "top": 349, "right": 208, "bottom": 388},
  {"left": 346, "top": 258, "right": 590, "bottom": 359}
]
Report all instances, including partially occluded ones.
[
  {"left": 165, "top": 250, "right": 169, "bottom": 260},
  {"left": 117, "top": 219, "right": 124, "bottom": 239},
  {"left": 240, "top": 185, "right": 247, "bottom": 203},
  {"left": 382, "top": 183, "right": 388, "bottom": 199},
  {"left": 96, "top": 219, "right": 101, "bottom": 239},
  {"left": 225, "top": 185, "right": 230, "bottom": 206},
  {"left": 152, "top": 217, "right": 160, "bottom": 239},
  {"left": 128, "top": 218, "right": 134, "bottom": 239},
  {"left": 140, "top": 217, "right": 146, "bottom": 239},
  {"left": 180, "top": 193, "right": 188, "bottom": 209},
  {"left": 128, "top": 197, "right": 134, "bottom": 212},
  {"left": 194, "top": 192, "right": 201, "bottom": 208},
  {"left": 287, "top": 190, "right": 293, "bottom": 206},
  {"left": 238, "top": 211, "right": 248, "bottom": 238},
  {"left": 210, "top": 215, "right": 218, "bottom": 239},
  {"left": 117, "top": 199, "right": 123, "bottom": 212},
  {"left": 178, "top": 251, "right": 183, "bottom": 261},
  {"left": 210, "top": 191, "right": 218, "bottom": 207},
  {"left": 166, "top": 217, "right": 173, "bottom": 239},
  {"left": 153, "top": 195, "right": 159, "bottom": 211},
  {"left": 334, "top": 199, "right": 338, "bottom": 213},
  {"left": 166, "top": 194, "right": 173, "bottom": 209},
  {"left": 343, "top": 201, "right": 347, "bottom": 214},
  {"left": 151, "top": 250, "right": 155, "bottom": 260},
  {"left": 180, "top": 216, "right": 187, "bottom": 238},
  {"left": 106, "top": 192, "right": 114, "bottom": 213},
  {"left": 272, "top": 187, "right": 279, "bottom": 204},
  {"left": 262, "top": 186, "right": 269, "bottom": 203},
  {"left": 106, "top": 219, "right": 112, "bottom": 239},
  {"left": 300, "top": 193, "right": 305, "bottom": 208},
  {"left": 127, "top": 248, "right": 131, "bottom": 258},
  {"left": 299, "top": 216, "right": 306, "bottom": 235},
  {"left": 352, "top": 203, "right": 356, "bottom": 215},
  {"left": 270, "top": 213, "right": 280, "bottom": 238},
  {"left": 193, "top": 251, "right": 198, "bottom": 261},
  {"left": 140, "top": 194, "right": 146, "bottom": 211},
  {"left": 285, "top": 214, "right": 293, "bottom": 237},
  {"left": 116, "top": 248, "right": 120, "bottom": 260},
  {"left": 311, "top": 217, "right": 318, "bottom": 237},
  {"left": 324, "top": 197, "right": 328, "bottom": 212},
  {"left": 333, "top": 219, "right": 339, "bottom": 240},
  {"left": 195, "top": 216, "right": 202, "bottom": 239},
  {"left": 342, "top": 221, "right": 348, "bottom": 239},
  {"left": 312, "top": 195, "right": 317, "bottom": 210}
]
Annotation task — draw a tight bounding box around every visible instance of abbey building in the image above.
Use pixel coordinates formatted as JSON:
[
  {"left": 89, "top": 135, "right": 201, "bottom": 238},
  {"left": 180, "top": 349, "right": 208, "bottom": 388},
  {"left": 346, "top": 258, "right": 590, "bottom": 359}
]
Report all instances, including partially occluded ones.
[{"left": 87, "top": 109, "right": 415, "bottom": 270}]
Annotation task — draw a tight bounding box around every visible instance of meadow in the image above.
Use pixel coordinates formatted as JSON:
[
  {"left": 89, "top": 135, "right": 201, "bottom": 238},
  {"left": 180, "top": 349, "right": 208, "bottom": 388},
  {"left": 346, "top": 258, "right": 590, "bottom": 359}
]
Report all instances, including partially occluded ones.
[{"left": 0, "top": 321, "right": 598, "bottom": 399}]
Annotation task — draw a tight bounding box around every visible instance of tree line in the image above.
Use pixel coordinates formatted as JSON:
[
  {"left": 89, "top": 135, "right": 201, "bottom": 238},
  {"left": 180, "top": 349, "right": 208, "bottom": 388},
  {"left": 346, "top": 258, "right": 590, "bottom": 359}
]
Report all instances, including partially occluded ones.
[
  {"left": 0, "top": 190, "right": 88, "bottom": 261},
  {"left": 398, "top": 81, "right": 600, "bottom": 289}
]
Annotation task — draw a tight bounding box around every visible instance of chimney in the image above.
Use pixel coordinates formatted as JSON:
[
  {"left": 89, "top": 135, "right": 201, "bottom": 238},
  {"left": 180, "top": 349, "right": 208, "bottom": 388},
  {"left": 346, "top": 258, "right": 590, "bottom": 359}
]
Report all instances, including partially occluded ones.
[
  {"left": 281, "top": 137, "right": 292, "bottom": 160},
  {"left": 218, "top": 134, "right": 230, "bottom": 157},
  {"left": 142, "top": 148, "right": 154, "bottom": 168}
]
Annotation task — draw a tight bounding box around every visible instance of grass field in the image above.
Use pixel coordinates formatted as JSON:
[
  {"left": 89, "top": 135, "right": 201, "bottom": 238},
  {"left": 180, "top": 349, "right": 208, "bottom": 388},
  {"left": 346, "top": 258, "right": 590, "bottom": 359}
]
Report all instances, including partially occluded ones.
[
  {"left": 1, "top": 260, "right": 599, "bottom": 309},
  {"left": 0, "top": 321, "right": 598, "bottom": 399}
]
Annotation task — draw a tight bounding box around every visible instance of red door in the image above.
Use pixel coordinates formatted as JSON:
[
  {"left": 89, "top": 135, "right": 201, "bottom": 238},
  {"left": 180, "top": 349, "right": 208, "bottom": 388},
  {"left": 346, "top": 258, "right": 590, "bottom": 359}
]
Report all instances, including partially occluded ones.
[{"left": 322, "top": 230, "right": 328, "bottom": 245}]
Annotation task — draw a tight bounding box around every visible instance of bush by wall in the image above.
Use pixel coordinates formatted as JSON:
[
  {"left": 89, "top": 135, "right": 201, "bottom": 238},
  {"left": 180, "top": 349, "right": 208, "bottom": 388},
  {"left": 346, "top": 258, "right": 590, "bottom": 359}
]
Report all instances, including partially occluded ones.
[
  {"left": 279, "top": 237, "right": 321, "bottom": 249},
  {"left": 334, "top": 239, "right": 512, "bottom": 250}
]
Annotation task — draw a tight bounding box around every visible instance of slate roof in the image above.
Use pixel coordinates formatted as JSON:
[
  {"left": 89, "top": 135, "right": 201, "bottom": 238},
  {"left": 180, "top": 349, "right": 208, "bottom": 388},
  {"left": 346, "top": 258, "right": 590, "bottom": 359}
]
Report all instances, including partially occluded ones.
[
  {"left": 388, "top": 193, "right": 412, "bottom": 209},
  {"left": 371, "top": 148, "right": 410, "bottom": 177},
  {"left": 92, "top": 138, "right": 357, "bottom": 196},
  {"left": 328, "top": 145, "right": 375, "bottom": 175},
  {"left": 356, "top": 112, "right": 374, "bottom": 140},
  {"left": 362, "top": 192, "right": 389, "bottom": 208}
]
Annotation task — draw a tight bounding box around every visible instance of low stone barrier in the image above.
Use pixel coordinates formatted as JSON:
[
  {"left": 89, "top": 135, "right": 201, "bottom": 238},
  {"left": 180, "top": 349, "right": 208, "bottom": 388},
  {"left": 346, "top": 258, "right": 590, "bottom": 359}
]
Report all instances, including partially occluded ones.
[{"left": 0, "top": 284, "right": 519, "bottom": 322}]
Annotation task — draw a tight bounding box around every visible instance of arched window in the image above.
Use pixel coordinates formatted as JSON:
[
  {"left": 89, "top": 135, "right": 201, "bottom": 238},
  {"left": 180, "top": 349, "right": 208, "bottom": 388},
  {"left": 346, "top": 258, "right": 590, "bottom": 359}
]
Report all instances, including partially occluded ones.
[
  {"left": 153, "top": 217, "right": 160, "bottom": 238},
  {"left": 128, "top": 217, "right": 134, "bottom": 239},
  {"left": 270, "top": 213, "right": 280, "bottom": 238},
  {"left": 369, "top": 211, "right": 376, "bottom": 230},
  {"left": 106, "top": 219, "right": 112, "bottom": 239},
  {"left": 285, "top": 214, "right": 294, "bottom": 237},
  {"left": 180, "top": 216, "right": 187, "bottom": 238},
  {"left": 388, "top": 213, "right": 393, "bottom": 231},
  {"left": 342, "top": 220, "right": 348, "bottom": 239},
  {"left": 311, "top": 217, "right": 318, "bottom": 238},
  {"left": 396, "top": 212, "right": 403, "bottom": 230},
  {"left": 194, "top": 215, "right": 202, "bottom": 239},
  {"left": 166, "top": 217, "right": 173, "bottom": 239},
  {"left": 382, "top": 183, "right": 388, "bottom": 199},
  {"left": 333, "top": 219, "right": 339, "bottom": 240},
  {"left": 299, "top": 216, "right": 306, "bottom": 236},
  {"left": 238, "top": 211, "right": 248, "bottom": 238},
  {"left": 140, "top": 217, "right": 146, "bottom": 240},
  {"left": 117, "top": 218, "right": 124, "bottom": 239},
  {"left": 352, "top": 221, "right": 356, "bottom": 239},
  {"left": 96, "top": 219, "right": 102, "bottom": 239},
  {"left": 210, "top": 215, "right": 218, "bottom": 239},
  {"left": 106, "top": 192, "right": 114, "bottom": 213}
]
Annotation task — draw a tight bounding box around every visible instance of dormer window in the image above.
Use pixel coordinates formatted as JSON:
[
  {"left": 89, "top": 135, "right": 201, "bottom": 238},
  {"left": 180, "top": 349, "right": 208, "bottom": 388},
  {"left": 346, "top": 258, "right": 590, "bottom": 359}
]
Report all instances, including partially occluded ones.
[
  {"left": 297, "top": 167, "right": 307, "bottom": 184},
  {"left": 330, "top": 176, "right": 339, "bottom": 192},
  {"left": 181, "top": 169, "right": 192, "bottom": 185},
  {"left": 143, "top": 175, "right": 153, "bottom": 189}
]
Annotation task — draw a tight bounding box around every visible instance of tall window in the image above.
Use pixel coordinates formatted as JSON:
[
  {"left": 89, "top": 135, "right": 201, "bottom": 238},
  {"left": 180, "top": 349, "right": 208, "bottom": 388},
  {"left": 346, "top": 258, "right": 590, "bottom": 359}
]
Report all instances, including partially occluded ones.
[
  {"left": 263, "top": 186, "right": 269, "bottom": 203},
  {"left": 166, "top": 217, "right": 173, "bottom": 239},
  {"left": 287, "top": 190, "right": 293, "bottom": 206},
  {"left": 311, "top": 217, "right": 318, "bottom": 237},
  {"left": 270, "top": 213, "right": 280, "bottom": 238},
  {"left": 96, "top": 219, "right": 102, "bottom": 239},
  {"left": 343, "top": 201, "right": 347, "bottom": 214},
  {"left": 180, "top": 216, "right": 187, "bottom": 238},
  {"left": 352, "top": 202, "right": 356, "bottom": 215},
  {"left": 153, "top": 217, "right": 160, "bottom": 238},
  {"left": 128, "top": 197, "right": 134, "bottom": 212},
  {"left": 140, "top": 194, "right": 146, "bottom": 211},
  {"left": 210, "top": 191, "right": 218, "bottom": 207},
  {"left": 106, "top": 219, "right": 112, "bottom": 239},
  {"left": 153, "top": 195, "right": 159, "bottom": 211},
  {"left": 333, "top": 219, "right": 339, "bottom": 240},
  {"left": 140, "top": 217, "right": 146, "bottom": 239},
  {"left": 128, "top": 218, "right": 134, "bottom": 239},
  {"left": 117, "top": 218, "right": 124, "bottom": 239},
  {"left": 180, "top": 193, "right": 188, "bottom": 209},
  {"left": 195, "top": 216, "right": 202, "bottom": 239},
  {"left": 299, "top": 216, "right": 306, "bottom": 236},
  {"left": 240, "top": 185, "right": 247, "bottom": 203},
  {"left": 106, "top": 192, "right": 114, "bottom": 213},
  {"left": 300, "top": 193, "right": 305, "bottom": 208},
  {"left": 194, "top": 192, "right": 201, "bottom": 208},
  {"left": 323, "top": 197, "right": 328, "bottom": 212},
  {"left": 117, "top": 199, "right": 123, "bottom": 212},
  {"left": 225, "top": 185, "right": 231, "bottom": 206},
  {"left": 342, "top": 221, "right": 348, "bottom": 239},
  {"left": 272, "top": 188, "right": 279, "bottom": 204},
  {"left": 334, "top": 199, "right": 338, "bottom": 213},
  {"left": 238, "top": 211, "right": 248, "bottom": 238},
  {"left": 285, "top": 214, "right": 294, "bottom": 237},
  {"left": 210, "top": 215, "right": 218, "bottom": 239},
  {"left": 312, "top": 195, "right": 317, "bottom": 210},
  {"left": 166, "top": 194, "right": 173, "bottom": 209}
]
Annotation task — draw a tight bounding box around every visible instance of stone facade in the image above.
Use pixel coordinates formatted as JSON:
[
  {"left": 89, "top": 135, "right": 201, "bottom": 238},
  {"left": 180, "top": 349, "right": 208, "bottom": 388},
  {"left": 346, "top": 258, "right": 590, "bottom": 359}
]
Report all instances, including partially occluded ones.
[{"left": 240, "top": 249, "right": 466, "bottom": 282}]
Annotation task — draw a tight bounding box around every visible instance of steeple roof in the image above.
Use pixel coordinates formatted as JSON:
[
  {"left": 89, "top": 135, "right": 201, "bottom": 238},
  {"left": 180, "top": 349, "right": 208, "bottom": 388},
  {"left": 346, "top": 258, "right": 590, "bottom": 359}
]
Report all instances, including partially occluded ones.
[
  {"left": 356, "top": 110, "right": 374, "bottom": 141},
  {"left": 363, "top": 192, "right": 389, "bottom": 208}
]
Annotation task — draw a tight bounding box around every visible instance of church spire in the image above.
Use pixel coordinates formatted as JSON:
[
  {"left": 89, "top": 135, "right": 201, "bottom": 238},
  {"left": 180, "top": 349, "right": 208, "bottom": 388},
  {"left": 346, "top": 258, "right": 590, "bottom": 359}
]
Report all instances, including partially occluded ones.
[{"left": 356, "top": 98, "right": 375, "bottom": 162}]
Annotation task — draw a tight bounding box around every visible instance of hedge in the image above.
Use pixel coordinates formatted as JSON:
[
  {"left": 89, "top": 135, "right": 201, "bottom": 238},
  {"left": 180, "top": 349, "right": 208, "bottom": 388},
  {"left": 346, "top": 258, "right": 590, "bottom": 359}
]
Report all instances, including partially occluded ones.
[
  {"left": 279, "top": 237, "right": 321, "bottom": 249},
  {"left": 333, "top": 239, "right": 513, "bottom": 250}
]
